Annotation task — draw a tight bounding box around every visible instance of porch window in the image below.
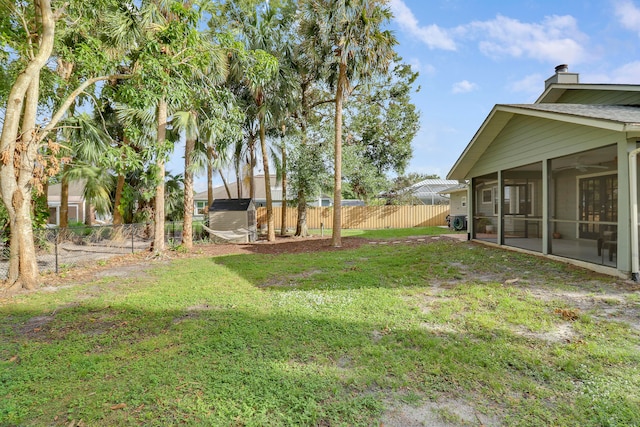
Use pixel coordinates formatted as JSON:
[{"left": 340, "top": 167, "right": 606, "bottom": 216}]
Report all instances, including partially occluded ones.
[
  {"left": 502, "top": 162, "right": 543, "bottom": 253},
  {"left": 472, "top": 174, "right": 498, "bottom": 243},
  {"left": 550, "top": 145, "right": 618, "bottom": 267}
]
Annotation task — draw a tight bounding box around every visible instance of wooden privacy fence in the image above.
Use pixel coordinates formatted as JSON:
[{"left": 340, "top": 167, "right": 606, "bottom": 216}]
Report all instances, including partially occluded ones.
[{"left": 256, "top": 205, "right": 450, "bottom": 230}]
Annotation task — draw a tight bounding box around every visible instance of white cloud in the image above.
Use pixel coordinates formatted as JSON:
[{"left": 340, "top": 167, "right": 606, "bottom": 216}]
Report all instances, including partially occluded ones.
[
  {"left": 408, "top": 58, "right": 436, "bottom": 75},
  {"left": 452, "top": 80, "right": 479, "bottom": 94},
  {"left": 614, "top": 0, "right": 640, "bottom": 36},
  {"left": 466, "top": 14, "right": 589, "bottom": 65},
  {"left": 389, "top": 0, "right": 457, "bottom": 50},
  {"left": 585, "top": 61, "right": 640, "bottom": 83},
  {"left": 508, "top": 73, "right": 544, "bottom": 94}
]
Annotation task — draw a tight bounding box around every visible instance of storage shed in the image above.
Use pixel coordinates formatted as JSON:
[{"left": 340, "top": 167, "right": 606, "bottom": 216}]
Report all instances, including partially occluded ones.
[{"left": 208, "top": 198, "right": 257, "bottom": 243}]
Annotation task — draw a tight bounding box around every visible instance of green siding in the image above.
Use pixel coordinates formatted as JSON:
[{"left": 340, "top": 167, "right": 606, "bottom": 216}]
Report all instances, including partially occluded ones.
[{"left": 468, "top": 116, "right": 620, "bottom": 177}]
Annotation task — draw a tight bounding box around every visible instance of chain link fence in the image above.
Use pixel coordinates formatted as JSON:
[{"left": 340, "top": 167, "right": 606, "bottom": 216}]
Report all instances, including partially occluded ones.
[{"left": 0, "top": 219, "right": 212, "bottom": 279}]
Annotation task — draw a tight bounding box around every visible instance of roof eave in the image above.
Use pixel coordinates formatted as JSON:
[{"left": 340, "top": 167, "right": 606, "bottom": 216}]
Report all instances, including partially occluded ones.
[
  {"left": 536, "top": 83, "right": 640, "bottom": 103},
  {"left": 447, "top": 104, "right": 631, "bottom": 180},
  {"left": 447, "top": 106, "right": 513, "bottom": 180}
]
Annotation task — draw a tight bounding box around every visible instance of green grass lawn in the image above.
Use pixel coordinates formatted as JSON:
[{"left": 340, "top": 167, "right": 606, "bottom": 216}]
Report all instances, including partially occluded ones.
[
  {"left": 1, "top": 231, "right": 639, "bottom": 426},
  {"left": 308, "top": 226, "right": 459, "bottom": 239}
]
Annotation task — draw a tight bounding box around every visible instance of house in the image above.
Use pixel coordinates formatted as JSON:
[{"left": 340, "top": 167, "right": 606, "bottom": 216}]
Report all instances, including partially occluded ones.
[
  {"left": 439, "top": 183, "right": 468, "bottom": 230},
  {"left": 405, "top": 179, "right": 461, "bottom": 205},
  {"left": 448, "top": 64, "right": 640, "bottom": 279},
  {"left": 47, "top": 180, "right": 89, "bottom": 226},
  {"left": 194, "top": 174, "right": 333, "bottom": 216},
  {"left": 208, "top": 198, "right": 257, "bottom": 243}
]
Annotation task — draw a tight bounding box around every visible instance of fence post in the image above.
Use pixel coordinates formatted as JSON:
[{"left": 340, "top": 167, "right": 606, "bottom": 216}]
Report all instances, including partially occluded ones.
[
  {"left": 131, "top": 224, "right": 135, "bottom": 253},
  {"left": 55, "top": 228, "right": 59, "bottom": 274}
]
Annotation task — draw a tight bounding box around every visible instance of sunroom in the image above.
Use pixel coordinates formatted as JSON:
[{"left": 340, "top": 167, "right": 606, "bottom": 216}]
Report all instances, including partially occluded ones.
[{"left": 448, "top": 99, "right": 640, "bottom": 279}]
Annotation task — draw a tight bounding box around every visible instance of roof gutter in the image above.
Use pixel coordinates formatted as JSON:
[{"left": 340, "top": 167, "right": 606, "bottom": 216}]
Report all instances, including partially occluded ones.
[{"left": 629, "top": 146, "right": 640, "bottom": 281}]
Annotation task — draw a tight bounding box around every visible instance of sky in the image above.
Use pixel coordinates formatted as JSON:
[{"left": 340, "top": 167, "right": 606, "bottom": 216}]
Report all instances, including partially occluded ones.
[
  {"left": 180, "top": 0, "right": 640, "bottom": 192},
  {"left": 388, "top": 0, "right": 640, "bottom": 179}
]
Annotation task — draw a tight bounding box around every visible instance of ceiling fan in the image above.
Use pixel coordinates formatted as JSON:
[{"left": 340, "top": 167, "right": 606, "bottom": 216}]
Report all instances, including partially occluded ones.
[{"left": 556, "top": 157, "right": 609, "bottom": 172}]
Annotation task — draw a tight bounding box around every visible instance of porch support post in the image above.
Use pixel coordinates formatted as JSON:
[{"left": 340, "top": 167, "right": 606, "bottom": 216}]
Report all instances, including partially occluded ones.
[
  {"left": 468, "top": 177, "right": 475, "bottom": 239},
  {"left": 498, "top": 170, "right": 504, "bottom": 245},
  {"left": 627, "top": 139, "right": 640, "bottom": 280},
  {"left": 542, "top": 159, "right": 550, "bottom": 255},
  {"left": 617, "top": 140, "right": 634, "bottom": 274},
  {"left": 467, "top": 178, "right": 476, "bottom": 240}
]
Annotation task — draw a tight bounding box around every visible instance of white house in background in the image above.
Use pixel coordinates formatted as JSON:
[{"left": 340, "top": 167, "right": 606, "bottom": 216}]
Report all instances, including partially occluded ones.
[
  {"left": 47, "top": 180, "right": 88, "bottom": 226},
  {"left": 193, "top": 174, "right": 333, "bottom": 216},
  {"left": 448, "top": 64, "right": 640, "bottom": 279},
  {"left": 405, "top": 179, "right": 461, "bottom": 205},
  {"left": 439, "top": 183, "right": 468, "bottom": 230}
]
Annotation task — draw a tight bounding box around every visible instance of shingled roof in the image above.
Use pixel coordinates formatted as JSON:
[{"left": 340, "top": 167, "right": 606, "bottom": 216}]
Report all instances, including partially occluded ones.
[{"left": 209, "top": 198, "right": 253, "bottom": 212}]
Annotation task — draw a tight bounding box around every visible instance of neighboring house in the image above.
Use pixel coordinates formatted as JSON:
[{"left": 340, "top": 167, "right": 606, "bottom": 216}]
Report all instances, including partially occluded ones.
[
  {"left": 448, "top": 64, "right": 640, "bottom": 279},
  {"left": 405, "top": 179, "right": 461, "bottom": 205},
  {"left": 47, "top": 180, "right": 88, "bottom": 226},
  {"left": 439, "top": 183, "right": 468, "bottom": 230},
  {"left": 194, "top": 174, "right": 332, "bottom": 216}
]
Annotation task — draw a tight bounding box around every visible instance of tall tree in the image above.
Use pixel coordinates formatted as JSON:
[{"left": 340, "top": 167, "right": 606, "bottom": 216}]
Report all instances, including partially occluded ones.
[
  {"left": 116, "top": 0, "right": 223, "bottom": 253},
  {"left": 301, "top": 0, "right": 397, "bottom": 246},
  {"left": 172, "top": 110, "right": 198, "bottom": 250},
  {"left": 228, "top": 2, "right": 280, "bottom": 241},
  {"left": 0, "top": 0, "right": 130, "bottom": 291}
]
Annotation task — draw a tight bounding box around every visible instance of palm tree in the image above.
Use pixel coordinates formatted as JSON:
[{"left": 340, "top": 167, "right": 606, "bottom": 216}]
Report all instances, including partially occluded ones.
[
  {"left": 172, "top": 110, "right": 199, "bottom": 250},
  {"left": 65, "top": 165, "right": 114, "bottom": 226},
  {"left": 301, "top": 0, "right": 397, "bottom": 247},
  {"left": 164, "top": 172, "right": 184, "bottom": 222},
  {"left": 229, "top": 3, "right": 281, "bottom": 241},
  {"left": 57, "top": 112, "right": 111, "bottom": 227}
]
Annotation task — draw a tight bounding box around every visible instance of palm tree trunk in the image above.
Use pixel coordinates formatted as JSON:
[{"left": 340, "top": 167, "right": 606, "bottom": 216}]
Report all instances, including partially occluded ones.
[
  {"left": 280, "top": 129, "right": 287, "bottom": 236},
  {"left": 206, "top": 146, "right": 214, "bottom": 207},
  {"left": 60, "top": 167, "right": 70, "bottom": 228},
  {"left": 85, "top": 205, "right": 94, "bottom": 226},
  {"left": 259, "top": 118, "right": 275, "bottom": 241},
  {"left": 236, "top": 166, "right": 242, "bottom": 198},
  {"left": 249, "top": 134, "right": 256, "bottom": 201},
  {"left": 220, "top": 170, "right": 232, "bottom": 198},
  {"left": 113, "top": 173, "right": 125, "bottom": 225},
  {"left": 331, "top": 63, "right": 347, "bottom": 247},
  {"left": 153, "top": 99, "right": 167, "bottom": 253},
  {"left": 182, "top": 137, "right": 195, "bottom": 250}
]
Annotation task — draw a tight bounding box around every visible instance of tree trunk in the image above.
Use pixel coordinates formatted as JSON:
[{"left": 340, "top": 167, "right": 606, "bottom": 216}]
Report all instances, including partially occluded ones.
[
  {"left": 220, "top": 171, "right": 232, "bottom": 198},
  {"left": 153, "top": 99, "right": 167, "bottom": 253},
  {"left": 249, "top": 134, "right": 256, "bottom": 201},
  {"left": 295, "top": 112, "right": 308, "bottom": 237},
  {"left": 331, "top": 63, "right": 347, "bottom": 247},
  {"left": 259, "top": 119, "right": 275, "bottom": 241},
  {"left": 113, "top": 173, "right": 125, "bottom": 225},
  {"left": 295, "top": 189, "right": 308, "bottom": 237},
  {"left": 182, "top": 137, "right": 195, "bottom": 250},
  {"left": 60, "top": 165, "right": 70, "bottom": 228},
  {"left": 7, "top": 76, "right": 41, "bottom": 290},
  {"left": 206, "top": 146, "right": 214, "bottom": 207},
  {"left": 0, "top": 0, "right": 54, "bottom": 292},
  {"left": 280, "top": 129, "right": 287, "bottom": 236},
  {"left": 85, "top": 205, "right": 94, "bottom": 226}
]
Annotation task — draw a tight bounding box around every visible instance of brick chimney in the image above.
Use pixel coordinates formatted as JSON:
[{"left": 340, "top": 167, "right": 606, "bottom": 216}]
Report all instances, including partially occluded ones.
[{"left": 544, "top": 64, "right": 579, "bottom": 89}]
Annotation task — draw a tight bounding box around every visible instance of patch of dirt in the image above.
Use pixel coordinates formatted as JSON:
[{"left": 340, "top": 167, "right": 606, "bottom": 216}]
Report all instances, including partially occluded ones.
[{"left": 381, "top": 398, "right": 501, "bottom": 427}]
